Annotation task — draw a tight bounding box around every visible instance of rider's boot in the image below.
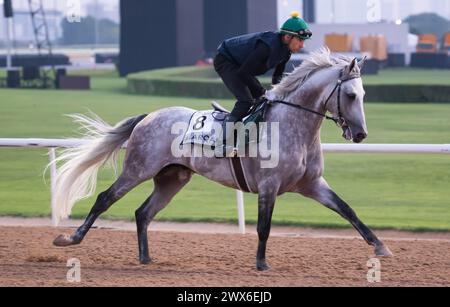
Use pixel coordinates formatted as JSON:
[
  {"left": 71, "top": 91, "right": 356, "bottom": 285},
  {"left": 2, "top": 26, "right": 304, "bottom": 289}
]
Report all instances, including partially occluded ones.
[{"left": 214, "top": 114, "right": 239, "bottom": 158}]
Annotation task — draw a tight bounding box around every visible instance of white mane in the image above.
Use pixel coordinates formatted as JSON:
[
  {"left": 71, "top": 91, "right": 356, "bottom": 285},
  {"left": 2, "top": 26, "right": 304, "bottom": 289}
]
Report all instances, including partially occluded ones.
[{"left": 272, "top": 47, "right": 353, "bottom": 96}]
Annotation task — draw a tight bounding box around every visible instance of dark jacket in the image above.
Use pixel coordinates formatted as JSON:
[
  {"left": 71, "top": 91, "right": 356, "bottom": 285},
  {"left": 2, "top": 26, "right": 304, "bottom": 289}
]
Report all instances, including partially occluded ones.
[{"left": 217, "top": 31, "right": 291, "bottom": 96}]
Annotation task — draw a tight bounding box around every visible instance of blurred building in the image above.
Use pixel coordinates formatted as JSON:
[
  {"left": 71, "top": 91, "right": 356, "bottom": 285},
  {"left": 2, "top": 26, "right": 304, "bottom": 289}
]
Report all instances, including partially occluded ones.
[
  {"left": 119, "top": 0, "right": 278, "bottom": 76},
  {"left": 85, "top": 1, "right": 119, "bottom": 22},
  {"left": 203, "top": 0, "right": 278, "bottom": 56}
]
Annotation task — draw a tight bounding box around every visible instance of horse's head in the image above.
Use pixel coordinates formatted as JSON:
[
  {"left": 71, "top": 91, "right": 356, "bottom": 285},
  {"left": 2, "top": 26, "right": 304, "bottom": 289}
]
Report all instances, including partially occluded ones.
[
  {"left": 270, "top": 48, "right": 369, "bottom": 143},
  {"left": 325, "top": 58, "right": 368, "bottom": 143}
]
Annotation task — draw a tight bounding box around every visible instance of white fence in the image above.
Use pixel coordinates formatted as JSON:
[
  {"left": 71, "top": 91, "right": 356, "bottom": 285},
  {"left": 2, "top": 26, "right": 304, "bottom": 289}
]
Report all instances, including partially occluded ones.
[{"left": 1, "top": 138, "right": 450, "bottom": 233}]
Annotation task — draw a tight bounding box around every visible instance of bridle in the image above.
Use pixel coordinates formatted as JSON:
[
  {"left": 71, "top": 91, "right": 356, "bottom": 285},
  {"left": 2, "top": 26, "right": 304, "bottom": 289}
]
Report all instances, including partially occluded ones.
[{"left": 270, "top": 69, "right": 362, "bottom": 128}]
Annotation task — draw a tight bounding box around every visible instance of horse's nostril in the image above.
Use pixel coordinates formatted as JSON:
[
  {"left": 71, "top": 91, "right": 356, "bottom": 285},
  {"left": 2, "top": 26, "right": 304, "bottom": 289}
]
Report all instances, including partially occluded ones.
[{"left": 356, "top": 132, "right": 367, "bottom": 140}]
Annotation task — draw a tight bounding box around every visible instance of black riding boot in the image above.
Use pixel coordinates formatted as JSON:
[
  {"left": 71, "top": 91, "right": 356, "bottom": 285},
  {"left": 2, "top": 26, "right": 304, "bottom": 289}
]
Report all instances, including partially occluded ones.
[
  {"left": 214, "top": 100, "right": 254, "bottom": 158},
  {"left": 214, "top": 114, "right": 240, "bottom": 158}
]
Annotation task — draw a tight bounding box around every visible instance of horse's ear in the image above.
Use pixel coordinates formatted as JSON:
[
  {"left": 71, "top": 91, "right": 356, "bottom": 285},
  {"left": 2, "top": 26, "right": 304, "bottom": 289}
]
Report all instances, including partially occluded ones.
[
  {"left": 345, "top": 58, "right": 358, "bottom": 75},
  {"left": 357, "top": 56, "right": 367, "bottom": 71},
  {"left": 349, "top": 58, "right": 357, "bottom": 72}
]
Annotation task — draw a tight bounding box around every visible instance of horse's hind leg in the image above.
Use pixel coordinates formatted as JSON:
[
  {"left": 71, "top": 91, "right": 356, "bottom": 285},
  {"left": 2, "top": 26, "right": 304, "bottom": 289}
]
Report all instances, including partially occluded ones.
[
  {"left": 135, "top": 165, "right": 193, "bottom": 264},
  {"left": 297, "top": 177, "right": 393, "bottom": 257},
  {"left": 53, "top": 173, "right": 145, "bottom": 247}
]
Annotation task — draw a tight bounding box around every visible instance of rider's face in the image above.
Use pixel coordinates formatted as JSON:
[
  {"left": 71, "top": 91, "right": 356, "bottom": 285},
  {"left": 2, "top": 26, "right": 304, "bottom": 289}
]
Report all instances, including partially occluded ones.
[{"left": 288, "top": 36, "right": 305, "bottom": 53}]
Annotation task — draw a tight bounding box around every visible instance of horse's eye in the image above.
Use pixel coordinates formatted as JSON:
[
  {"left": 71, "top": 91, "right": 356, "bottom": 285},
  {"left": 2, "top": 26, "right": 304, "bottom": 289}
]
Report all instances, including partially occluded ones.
[{"left": 347, "top": 93, "right": 356, "bottom": 100}]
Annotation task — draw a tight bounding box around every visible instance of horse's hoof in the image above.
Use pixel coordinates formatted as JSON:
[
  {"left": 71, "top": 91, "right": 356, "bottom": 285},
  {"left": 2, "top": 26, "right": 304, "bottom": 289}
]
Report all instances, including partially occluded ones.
[
  {"left": 53, "top": 234, "right": 77, "bottom": 247},
  {"left": 256, "top": 261, "right": 269, "bottom": 271},
  {"left": 139, "top": 257, "right": 152, "bottom": 265},
  {"left": 375, "top": 244, "right": 393, "bottom": 257}
]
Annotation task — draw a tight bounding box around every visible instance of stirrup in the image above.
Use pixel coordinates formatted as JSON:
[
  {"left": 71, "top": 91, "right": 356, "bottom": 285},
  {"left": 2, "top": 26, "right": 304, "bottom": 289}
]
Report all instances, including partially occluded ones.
[{"left": 214, "top": 145, "right": 237, "bottom": 158}]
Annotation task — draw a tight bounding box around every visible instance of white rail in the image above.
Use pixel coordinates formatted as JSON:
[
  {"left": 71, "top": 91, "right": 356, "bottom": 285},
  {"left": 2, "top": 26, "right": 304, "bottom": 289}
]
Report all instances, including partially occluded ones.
[
  {"left": 322, "top": 143, "right": 450, "bottom": 154},
  {"left": 2, "top": 138, "right": 450, "bottom": 154},
  {"left": 1, "top": 138, "right": 449, "bottom": 233}
]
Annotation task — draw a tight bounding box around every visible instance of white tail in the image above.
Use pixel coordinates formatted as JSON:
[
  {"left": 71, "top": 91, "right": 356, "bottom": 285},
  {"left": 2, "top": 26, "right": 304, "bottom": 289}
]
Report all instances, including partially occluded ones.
[{"left": 49, "top": 112, "right": 147, "bottom": 225}]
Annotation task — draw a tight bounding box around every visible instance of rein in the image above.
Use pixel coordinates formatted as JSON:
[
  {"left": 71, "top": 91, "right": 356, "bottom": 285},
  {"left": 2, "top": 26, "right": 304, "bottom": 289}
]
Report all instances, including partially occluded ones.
[{"left": 270, "top": 70, "right": 361, "bottom": 127}]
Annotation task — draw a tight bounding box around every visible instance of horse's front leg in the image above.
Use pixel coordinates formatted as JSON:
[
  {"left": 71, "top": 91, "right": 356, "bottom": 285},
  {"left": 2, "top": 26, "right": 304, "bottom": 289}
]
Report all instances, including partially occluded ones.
[
  {"left": 256, "top": 187, "right": 277, "bottom": 271},
  {"left": 297, "top": 177, "right": 393, "bottom": 257}
]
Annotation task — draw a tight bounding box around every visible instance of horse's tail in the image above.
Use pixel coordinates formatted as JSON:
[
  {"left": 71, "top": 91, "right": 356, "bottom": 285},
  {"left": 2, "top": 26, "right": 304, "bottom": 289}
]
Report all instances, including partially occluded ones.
[{"left": 50, "top": 112, "right": 147, "bottom": 225}]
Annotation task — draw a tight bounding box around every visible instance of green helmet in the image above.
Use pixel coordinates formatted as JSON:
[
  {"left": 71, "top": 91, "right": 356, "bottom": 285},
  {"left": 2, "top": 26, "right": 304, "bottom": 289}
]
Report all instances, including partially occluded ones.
[{"left": 280, "top": 11, "right": 312, "bottom": 40}]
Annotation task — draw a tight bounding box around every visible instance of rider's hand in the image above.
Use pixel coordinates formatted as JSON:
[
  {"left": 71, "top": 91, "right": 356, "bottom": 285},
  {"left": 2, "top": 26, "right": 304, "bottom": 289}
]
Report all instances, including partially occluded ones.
[{"left": 264, "top": 90, "right": 277, "bottom": 101}]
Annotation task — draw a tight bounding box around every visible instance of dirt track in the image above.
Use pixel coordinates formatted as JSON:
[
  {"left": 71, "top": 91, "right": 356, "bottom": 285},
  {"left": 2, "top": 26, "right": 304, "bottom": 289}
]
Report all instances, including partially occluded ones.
[{"left": 0, "top": 224, "right": 449, "bottom": 287}]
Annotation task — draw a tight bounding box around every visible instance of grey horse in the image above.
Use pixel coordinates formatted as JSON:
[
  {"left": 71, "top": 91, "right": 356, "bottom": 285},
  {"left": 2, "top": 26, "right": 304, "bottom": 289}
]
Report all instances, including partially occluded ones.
[{"left": 52, "top": 47, "right": 393, "bottom": 270}]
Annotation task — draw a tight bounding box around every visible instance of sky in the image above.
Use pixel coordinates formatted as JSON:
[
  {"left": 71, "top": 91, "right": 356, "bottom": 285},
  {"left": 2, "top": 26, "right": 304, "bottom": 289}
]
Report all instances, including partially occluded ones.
[
  {"left": 277, "top": 0, "right": 450, "bottom": 24},
  {"left": 0, "top": 0, "right": 118, "bottom": 12},
  {"left": 0, "top": 0, "right": 119, "bottom": 21},
  {"left": 2, "top": 0, "right": 448, "bottom": 23}
]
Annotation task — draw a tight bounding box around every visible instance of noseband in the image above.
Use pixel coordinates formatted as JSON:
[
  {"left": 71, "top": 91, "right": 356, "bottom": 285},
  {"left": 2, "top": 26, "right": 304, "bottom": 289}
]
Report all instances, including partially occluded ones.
[{"left": 271, "top": 69, "right": 361, "bottom": 127}]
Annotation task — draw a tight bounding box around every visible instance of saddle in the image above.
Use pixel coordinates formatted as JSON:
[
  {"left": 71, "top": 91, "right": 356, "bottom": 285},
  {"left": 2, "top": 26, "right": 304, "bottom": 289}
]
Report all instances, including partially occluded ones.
[
  {"left": 212, "top": 98, "right": 271, "bottom": 126},
  {"left": 211, "top": 101, "right": 230, "bottom": 113},
  {"left": 181, "top": 99, "right": 271, "bottom": 148},
  {"left": 243, "top": 98, "right": 271, "bottom": 126}
]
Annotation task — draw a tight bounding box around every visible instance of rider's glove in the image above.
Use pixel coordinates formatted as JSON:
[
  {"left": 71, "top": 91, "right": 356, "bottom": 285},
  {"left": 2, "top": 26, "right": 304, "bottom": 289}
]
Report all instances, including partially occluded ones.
[{"left": 263, "top": 90, "right": 277, "bottom": 101}]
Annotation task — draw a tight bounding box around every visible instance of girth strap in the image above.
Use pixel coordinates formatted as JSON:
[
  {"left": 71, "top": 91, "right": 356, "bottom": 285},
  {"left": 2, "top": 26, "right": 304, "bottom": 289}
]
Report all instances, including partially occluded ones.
[{"left": 229, "top": 157, "right": 252, "bottom": 193}]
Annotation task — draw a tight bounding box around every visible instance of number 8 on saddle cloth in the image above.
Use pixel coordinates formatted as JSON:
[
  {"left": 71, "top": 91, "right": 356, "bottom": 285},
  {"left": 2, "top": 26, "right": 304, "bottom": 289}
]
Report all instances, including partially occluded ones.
[{"left": 181, "top": 100, "right": 270, "bottom": 149}]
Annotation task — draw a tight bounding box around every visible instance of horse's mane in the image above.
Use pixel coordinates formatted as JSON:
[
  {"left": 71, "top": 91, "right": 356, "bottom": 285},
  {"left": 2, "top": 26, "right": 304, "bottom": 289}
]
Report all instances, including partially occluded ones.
[{"left": 272, "top": 47, "right": 353, "bottom": 96}]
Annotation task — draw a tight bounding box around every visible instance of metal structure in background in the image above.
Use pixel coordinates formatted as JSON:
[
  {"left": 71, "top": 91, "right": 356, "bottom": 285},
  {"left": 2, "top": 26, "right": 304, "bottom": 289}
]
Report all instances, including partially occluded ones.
[
  {"left": 1, "top": 138, "right": 449, "bottom": 232},
  {"left": 3, "top": 0, "right": 14, "bottom": 69},
  {"left": 27, "top": 0, "right": 55, "bottom": 88}
]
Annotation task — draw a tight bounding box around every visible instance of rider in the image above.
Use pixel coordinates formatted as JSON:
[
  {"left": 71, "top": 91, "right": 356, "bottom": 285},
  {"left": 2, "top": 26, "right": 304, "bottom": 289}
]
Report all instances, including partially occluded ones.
[{"left": 214, "top": 11, "right": 312, "bottom": 157}]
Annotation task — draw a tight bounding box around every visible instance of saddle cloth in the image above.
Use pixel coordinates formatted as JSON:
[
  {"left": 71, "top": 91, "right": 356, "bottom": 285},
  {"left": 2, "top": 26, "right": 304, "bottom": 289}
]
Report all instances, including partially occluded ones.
[
  {"left": 181, "top": 100, "right": 270, "bottom": 148},
  {"left": 181, "top": 109, "right": 227, "bottom": 148}
]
